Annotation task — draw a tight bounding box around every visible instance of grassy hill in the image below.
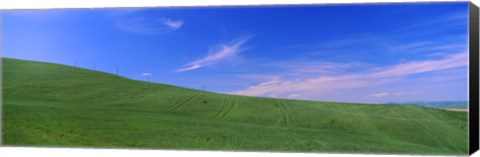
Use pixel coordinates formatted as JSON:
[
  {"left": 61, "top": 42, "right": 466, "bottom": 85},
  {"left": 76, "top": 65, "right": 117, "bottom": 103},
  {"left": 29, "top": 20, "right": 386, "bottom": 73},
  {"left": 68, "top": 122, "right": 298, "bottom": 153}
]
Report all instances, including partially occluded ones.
[{"left": 2, "top": 58, "right": 468, "bottom": 155}]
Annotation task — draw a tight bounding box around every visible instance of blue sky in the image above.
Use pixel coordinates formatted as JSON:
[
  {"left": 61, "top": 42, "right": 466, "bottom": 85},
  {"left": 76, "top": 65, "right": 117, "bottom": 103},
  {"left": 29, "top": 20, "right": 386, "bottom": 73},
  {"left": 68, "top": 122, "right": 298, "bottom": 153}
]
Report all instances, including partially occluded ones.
[{"left": 2, "top": 2, "right": 469, "bottom": 103}]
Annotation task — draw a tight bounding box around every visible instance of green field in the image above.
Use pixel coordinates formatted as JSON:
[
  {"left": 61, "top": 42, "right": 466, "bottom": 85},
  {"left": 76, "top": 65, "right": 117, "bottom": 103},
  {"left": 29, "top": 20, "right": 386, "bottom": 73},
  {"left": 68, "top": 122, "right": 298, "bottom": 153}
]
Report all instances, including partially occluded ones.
[{"left": 1, "top": 58, "right": 468, "bottom": 155}]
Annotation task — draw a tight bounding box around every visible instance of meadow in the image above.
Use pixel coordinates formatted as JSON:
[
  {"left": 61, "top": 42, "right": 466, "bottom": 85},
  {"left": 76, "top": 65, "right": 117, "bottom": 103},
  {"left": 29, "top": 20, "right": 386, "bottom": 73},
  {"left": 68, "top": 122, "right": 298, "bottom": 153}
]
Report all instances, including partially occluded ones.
[{"left": 2, "top": 58, "right": 469, "bottom": 155}]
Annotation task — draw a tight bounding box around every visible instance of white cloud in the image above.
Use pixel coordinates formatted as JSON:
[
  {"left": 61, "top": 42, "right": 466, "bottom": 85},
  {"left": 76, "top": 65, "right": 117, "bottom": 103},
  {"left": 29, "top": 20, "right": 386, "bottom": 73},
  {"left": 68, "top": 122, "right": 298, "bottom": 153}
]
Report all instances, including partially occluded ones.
[
  {"left": 176, "top": 35, "right": 252, "bottom": 72},
  {"left": 111, "top": 10, "right": 184, "bottom": 35},
  {"left": 142, "top": 73, "right": 152, "bottom": 76},
  {"left": 176, "top": 64, "right": 201, "bottom": 72},
  {"left": 372, "top": 92, "right": 389, "bottom": 97},
  {"left": 288, "top": 94, "right": 299, "bottom": 98},
  {"left": 161, "top": 18, "right": 183, "bottom": 30}
]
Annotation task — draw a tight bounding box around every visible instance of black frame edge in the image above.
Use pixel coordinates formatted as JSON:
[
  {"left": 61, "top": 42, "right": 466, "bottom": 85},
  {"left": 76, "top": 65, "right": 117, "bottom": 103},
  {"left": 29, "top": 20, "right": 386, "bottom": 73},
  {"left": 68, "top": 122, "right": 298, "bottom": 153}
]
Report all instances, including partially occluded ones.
[{"left": 469, "top": 1, "right": 480, "bottom": 155}]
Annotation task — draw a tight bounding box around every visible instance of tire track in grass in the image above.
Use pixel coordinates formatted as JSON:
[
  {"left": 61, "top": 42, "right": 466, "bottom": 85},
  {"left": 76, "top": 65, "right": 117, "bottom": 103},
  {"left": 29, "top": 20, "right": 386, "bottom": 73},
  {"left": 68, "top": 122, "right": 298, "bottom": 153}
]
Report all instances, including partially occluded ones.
[
  {"left": 168, "top": 91, "right": 190, "bottom": 108},
  {"left": 95, "top": 88, "right": 115, "bottom": 98},
  {"left": 325, "top": 104, "right": 348, "bottom": 131},
  {"left": 214, "top": 95, "right": 229, "bottom": 118},
  {"left": 281, "top": 99, "right": 291, "bottom": 126},
  {"left": 341, "top": 104, "right": 392, "bottom": 142},
  {"left": 166, "top": 90, "right": 184, "bottom": 102},
  {"left": 347, "top": 105, "right": 390, "bottom": 140},
  {"left": 387, "top": 107, "right": 449, "bottom": 149},
  {"left": 407, "top": 111, "right": 460, "bottom": 152},
  {"left": 220, "top": 95, "right": 238, "bottom": 118},
  {"left": 170, "top": 92, "right": 200, "bottom": 112},
  {"left": 274, "top": 99, "right": 284, "bottom": 126},
  {"left": 150, "top": 90, "right": 182, "bottom": 109},
  {"left": 171, "top": 92, "right": 200, "bottom": 112},
  {"left": 304, "top": 107, "right": 310, "bottom": 128},
  {"left": 275, "top": 98, "right": 289, "bottom": 127},
  {"left": 339, "top": 104, "right": 361, "bottom": 132}
]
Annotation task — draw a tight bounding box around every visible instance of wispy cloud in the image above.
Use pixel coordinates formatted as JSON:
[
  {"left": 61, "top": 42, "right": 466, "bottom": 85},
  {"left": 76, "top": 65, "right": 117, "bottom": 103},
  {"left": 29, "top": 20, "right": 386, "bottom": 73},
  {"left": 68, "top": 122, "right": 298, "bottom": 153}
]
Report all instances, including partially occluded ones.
[
  {"left": 230, "top": 51, "right": 468, "bottom": 102},
  {"left": 383, "top": 41, "right": 467, "bottom": 55},
  {"left": 161, "top": 18, "right": 183, "bottom": 30},
  {"left": 109, "top": 10, "right": 183, "bottom": 35},
  {"left": 288, "top": 94, "right": 300, "bottom": 98},
  {"left": 176, "top": 35, "right": 252, "bottom": 72},
  {"left": 115, "top": 17, "right": 184, "bottom": 35},
  {"left": 3, "top": 10, "right": 70, "bottom": 21},
  {"left": 261, "top": 60, "right": 364, "bottom": 77},
  {"left": 370, "top": 91, "right": 417, "bottom": 98},
  {"left": 372, "top": 92, "right": 389, "bottom": 98},
  {"left": 278, "top": 35, "right": 381, "bottom": 53},
  {"left": 387, "top": 42, "right": 432, "bottom": 52},
  {"left": 391, "top": 11, "right": 468, "bottom": 34},
  {"left": 142, "top": 73, "right": 152, "bottom": 76},
  {"left": 369, "top": 52, "right": 468, "bottom": 78}
]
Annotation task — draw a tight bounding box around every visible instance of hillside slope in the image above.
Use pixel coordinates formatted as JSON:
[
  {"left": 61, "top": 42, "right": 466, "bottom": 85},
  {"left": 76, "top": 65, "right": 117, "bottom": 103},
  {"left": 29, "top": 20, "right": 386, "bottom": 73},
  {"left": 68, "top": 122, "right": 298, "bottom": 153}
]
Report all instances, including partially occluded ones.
[{"left": 2, "top": 58, "right": 468, "bottom": 154}]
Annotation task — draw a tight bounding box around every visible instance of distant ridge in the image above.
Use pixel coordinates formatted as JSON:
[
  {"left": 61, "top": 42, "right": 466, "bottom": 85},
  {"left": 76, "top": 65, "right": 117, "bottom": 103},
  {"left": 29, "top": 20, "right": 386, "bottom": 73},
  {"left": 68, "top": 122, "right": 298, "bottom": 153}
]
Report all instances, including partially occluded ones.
[{"left": 388, "top": 101, "right": 468, "bottom": 109}]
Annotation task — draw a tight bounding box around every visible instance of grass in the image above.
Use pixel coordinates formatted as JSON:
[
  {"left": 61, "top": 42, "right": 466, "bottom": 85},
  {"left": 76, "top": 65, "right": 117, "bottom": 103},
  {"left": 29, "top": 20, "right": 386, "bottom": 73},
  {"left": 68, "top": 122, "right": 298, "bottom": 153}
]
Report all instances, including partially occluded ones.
[{"left": 1, "top": 58, "right": 469, "bottom": 155}]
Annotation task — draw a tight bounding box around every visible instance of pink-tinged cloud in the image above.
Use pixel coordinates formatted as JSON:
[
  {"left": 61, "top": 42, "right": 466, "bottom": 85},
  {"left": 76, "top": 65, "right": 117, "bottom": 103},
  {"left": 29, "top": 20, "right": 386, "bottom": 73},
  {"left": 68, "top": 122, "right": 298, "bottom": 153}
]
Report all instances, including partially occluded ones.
[
  {"left": 231, "top": 52, "right": 468, "bottom": 99},
  {"left": 176, "top": 35, "right": 252, "bottom": 72},
  {"left": 372, "top": 92, "right": 389, "bottom": 97},
  {"left": 231, "top": 74, "right": 372, "bottom": 97},
  {"left": 370, "top": 52, "right": 468, "bottom": 78}
]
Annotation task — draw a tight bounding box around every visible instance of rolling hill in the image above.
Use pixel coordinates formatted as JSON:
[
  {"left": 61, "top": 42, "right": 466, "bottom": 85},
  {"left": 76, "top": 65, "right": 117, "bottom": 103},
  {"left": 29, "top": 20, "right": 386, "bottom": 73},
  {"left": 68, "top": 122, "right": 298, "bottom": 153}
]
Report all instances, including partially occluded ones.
[{"left": 1, "top": 58, "right": 469, "bottom": 155}]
